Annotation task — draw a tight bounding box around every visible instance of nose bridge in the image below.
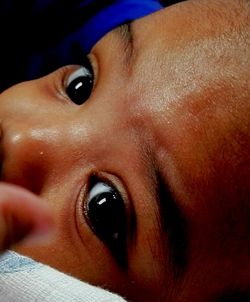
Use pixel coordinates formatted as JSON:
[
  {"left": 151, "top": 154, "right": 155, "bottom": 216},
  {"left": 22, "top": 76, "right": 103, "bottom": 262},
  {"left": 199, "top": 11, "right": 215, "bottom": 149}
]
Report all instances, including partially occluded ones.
[
  {"left": 0, "top": 77, "right": 137, "bottom": 194},
  {"left": 2, "top": 119, "right": 68, "bottom": 192},
  {"left": 1, "top": 80, "right": 66, "bottom": 160},
  {"left": 0, "top": 81, "right": 75, "bottom": 193}
]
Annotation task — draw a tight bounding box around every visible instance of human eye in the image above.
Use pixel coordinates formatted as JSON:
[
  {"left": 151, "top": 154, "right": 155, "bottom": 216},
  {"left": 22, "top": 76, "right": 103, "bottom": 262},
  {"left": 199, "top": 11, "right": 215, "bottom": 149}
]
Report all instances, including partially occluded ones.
[
  {"left": 65, "top": 56, "right": 94, "bottom": 105},
  {"left": 83, "top": 177, "right": 127, "bottom": 267}
]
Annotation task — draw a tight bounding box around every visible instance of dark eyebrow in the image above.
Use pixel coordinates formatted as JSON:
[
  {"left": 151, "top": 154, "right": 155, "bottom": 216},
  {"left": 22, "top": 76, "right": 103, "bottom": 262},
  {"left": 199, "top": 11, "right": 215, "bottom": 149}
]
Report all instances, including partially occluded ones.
[
  {"left": 116, "top": 23, "right": 190, "bottom": 276},
  {"left": 156, "top": 172, "right": 189, "bottom": 279}
]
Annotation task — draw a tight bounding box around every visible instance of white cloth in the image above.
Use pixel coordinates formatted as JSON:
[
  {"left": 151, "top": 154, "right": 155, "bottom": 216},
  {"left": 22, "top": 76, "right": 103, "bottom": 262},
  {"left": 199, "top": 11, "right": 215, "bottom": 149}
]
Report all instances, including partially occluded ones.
[{"left": 0, "top": 251, "right": 127, "bottom": 302}]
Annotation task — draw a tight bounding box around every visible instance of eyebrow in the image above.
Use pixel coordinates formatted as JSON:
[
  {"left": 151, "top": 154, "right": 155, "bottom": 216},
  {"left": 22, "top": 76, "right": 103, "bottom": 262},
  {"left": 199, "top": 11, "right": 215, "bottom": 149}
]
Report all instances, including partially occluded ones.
[
  {"left": 115, "top": 23, "right": 190, "bottom": 276},
  {"left": 114, "top": 22, "right": 134, "bottom": 67},
  {"left": 156, "top": 172, "right": 189, "bottom": 279}
]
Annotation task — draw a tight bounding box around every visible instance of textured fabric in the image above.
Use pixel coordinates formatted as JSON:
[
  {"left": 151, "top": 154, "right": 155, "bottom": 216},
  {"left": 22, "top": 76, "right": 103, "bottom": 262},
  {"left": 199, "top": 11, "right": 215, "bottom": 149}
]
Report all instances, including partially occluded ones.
[
  {"left": 0, "top": 251, "right": 127, "bottom": 302},
  {"left": 0, "top": 0, "right": 163, "bottom": 92}
]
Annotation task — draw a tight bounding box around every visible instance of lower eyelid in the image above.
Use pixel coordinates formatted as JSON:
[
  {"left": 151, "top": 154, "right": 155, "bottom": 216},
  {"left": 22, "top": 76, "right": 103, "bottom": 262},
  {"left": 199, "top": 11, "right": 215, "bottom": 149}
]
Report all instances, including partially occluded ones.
[{"left": 75, "top": 183, "right": 98, "bottom": 249}]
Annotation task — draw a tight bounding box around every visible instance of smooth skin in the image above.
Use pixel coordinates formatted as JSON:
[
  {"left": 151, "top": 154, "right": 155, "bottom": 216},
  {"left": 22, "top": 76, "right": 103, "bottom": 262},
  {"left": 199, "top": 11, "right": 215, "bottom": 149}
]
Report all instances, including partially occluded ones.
[{"left": 0, "top": 0, "right": 249, "bottom": 301}]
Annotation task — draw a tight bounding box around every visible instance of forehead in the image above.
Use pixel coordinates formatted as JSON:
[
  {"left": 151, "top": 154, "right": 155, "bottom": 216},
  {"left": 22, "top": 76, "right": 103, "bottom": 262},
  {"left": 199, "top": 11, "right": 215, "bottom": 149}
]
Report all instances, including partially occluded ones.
[
  {"left": 131, "top": 0, "right": 249, "bottom": 68},
  {"left": 126, "top": 1, "right": 248, "bottom": 118},
  {"left": 100, "top": 0, "right": 248, "bottom": 200},
  {"left": 91, "top": 0, "right": 249, "bottom": 161},
  {"left": 92, "top": 0, "right": 249, "bottom": 191}
]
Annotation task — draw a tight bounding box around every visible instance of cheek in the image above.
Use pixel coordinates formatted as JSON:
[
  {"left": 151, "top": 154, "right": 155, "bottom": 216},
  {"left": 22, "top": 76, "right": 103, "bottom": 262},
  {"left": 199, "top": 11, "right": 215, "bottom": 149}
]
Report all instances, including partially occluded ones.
[
  {"left": 14, "top": 173, "right": 127, "bottom": 290},
  {"left": 181, "top": 186, "right": 250, "bottom": 299},
  {"left": 158, "top": 119, "right": 250, "bottom": 294},
  {"left": 13, "top": 178, "right": 86, "bottom": 276}
]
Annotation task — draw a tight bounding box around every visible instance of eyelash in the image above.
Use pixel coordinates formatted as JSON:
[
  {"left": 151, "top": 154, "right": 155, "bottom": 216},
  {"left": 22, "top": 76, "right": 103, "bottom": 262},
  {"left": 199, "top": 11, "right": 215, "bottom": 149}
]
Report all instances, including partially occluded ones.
[{"left": 82, "top": 175, "right": 128, "bottom": 268}]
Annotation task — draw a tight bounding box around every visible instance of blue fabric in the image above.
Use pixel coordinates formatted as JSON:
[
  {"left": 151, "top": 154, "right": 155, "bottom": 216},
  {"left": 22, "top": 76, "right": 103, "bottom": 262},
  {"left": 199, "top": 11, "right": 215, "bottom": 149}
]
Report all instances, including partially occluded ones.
[
  {"left": 0, "top": 251, "right": 39, "bottom": 273},
  {"left": 27, "top": 0, "right": 163, "bottom": 79},
  {"left": 0, "top": 0, "right": 163, "bottom": 91},
  {"left": 77, "top": 0, "right": 163, "bottom": 53}
]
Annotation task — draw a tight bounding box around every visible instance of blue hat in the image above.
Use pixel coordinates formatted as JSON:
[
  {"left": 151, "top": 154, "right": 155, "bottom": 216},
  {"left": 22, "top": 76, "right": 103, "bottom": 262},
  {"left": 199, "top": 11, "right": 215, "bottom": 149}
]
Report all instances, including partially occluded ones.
[
  {"left": 0, "top": 0, "right": 164, "bottom": 91},
  {"left": 27, "top": 0, "right": 163, "bottom": 79},
  {"left": 77, "top": 0, "right": 163, "bottom": 53}
]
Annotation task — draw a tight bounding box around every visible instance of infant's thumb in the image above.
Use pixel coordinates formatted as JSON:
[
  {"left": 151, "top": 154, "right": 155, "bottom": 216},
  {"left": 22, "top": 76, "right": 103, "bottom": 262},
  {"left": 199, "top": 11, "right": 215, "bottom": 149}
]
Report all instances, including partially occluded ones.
[{"left": 0, "top": 183, "right": 54, "bottom": 252}]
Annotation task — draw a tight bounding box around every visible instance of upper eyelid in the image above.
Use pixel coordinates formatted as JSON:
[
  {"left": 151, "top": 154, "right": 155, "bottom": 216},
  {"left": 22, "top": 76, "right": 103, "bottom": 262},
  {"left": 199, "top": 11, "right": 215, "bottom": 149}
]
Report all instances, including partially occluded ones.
[
  {"left": 88, "top": 173, "right": 128, "bottom": 206},
  {"left": 66, "top": 66, "right": 92, "bottom": 85},
  {"left": 61, "top": 64, "right": 89, "bottom": 87}
]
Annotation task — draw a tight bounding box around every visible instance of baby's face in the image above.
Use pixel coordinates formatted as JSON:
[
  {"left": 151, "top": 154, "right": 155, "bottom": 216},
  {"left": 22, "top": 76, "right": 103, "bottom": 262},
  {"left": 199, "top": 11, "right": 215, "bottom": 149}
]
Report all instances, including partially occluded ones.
[{"left": 0, "top": 0, "right": 249, "bottom": 301}]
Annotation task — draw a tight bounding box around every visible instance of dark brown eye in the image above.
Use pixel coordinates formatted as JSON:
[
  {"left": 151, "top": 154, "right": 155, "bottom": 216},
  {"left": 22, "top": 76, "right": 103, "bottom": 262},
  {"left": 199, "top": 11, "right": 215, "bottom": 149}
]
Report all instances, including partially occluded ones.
[
  {"left": 66, "top": 57, "right": 94, "bottom": 105},
  {"left": 85, "top": 180, "right": 127, "bottom": 267}
]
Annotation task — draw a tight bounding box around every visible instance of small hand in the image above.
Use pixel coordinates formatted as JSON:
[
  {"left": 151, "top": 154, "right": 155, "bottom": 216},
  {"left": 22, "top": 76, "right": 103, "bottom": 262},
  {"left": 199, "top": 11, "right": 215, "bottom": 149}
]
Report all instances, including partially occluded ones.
[{"left": 0, "top": 183, "right": 54, "bottom": 253}]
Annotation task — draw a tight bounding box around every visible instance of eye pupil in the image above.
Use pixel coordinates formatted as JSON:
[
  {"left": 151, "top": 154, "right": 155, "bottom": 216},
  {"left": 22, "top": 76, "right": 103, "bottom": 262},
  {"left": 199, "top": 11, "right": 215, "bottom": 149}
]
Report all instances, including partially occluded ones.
[
  {"left": 88, "top": 192, "right": 124, "bottom": 240},
  {"left": 66, "top": 75, "right": 93, "bottom": 105},
  {"left": 86, "top": 181, "right": 127, "bottom": 267}
]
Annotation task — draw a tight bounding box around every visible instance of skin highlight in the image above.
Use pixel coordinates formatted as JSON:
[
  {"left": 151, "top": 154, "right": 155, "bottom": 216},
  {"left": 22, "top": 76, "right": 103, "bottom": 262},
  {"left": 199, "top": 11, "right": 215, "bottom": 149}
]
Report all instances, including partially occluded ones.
[{"left": 0, "top": 0, "right": 249, "bottom": 301}]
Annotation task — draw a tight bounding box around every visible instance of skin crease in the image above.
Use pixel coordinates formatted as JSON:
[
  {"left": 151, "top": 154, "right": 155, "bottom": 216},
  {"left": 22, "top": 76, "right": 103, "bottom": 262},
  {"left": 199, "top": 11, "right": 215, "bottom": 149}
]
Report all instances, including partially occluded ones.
[{"left": 0, "top": 0, "right": 249, "bottom": 301}]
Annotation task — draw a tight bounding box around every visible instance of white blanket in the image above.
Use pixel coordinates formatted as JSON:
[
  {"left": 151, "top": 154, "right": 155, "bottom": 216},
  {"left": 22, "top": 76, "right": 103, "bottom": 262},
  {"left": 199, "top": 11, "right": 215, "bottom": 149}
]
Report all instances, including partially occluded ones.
[{"left": 0, "top": 251, "right": 127, "bottom": 302}]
